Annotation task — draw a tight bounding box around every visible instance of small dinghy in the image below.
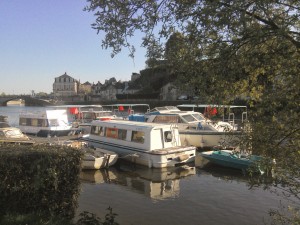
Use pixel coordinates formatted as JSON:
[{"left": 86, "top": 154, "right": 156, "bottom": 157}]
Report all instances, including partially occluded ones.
[
  {"left": 60, "top": 140, "right": 118, "bottom": 170},
  {"left": 82, "top": 148, "right": 118, "bottom": 170}
]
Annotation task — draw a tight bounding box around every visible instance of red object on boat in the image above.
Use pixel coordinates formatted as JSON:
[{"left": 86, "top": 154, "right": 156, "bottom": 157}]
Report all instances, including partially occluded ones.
[
  {"left": 69, "top": 107, "right": 79, "bottom": 114},
  {"left": 100, "top": 117, "right": 111, "bottom": 121},
  {"left": 118, "top": 106, "right": 124, "bottom": 111}
]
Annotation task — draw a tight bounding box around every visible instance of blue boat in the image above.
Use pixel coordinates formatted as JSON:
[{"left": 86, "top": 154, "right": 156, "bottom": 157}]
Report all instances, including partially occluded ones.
[{"left": 198, "top": 150, "right": 263, "bottom": 172}]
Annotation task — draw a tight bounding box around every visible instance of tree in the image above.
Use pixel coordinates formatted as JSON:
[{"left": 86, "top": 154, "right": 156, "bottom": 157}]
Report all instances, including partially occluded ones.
[{"left": 85, "top": 1, "right": 300, "bottom": 221}]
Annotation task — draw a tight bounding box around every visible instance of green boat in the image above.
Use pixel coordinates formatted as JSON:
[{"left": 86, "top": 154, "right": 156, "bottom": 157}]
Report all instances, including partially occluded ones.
[{"left": 199, "top": 150, "right": 263, "bottom": 171}]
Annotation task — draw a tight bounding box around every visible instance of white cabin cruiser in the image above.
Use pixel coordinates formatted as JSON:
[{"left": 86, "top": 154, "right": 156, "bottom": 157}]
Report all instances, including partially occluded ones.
[
  {"left": 19, "top": 109, "right": 78, "bottom": 137},
  {"left": 81, "top": 120, "right": 196, "bottom": 168},
  {"left": 132, "top": 106, "right": 244, "bottom": 149},
  {"left": 51, "top": 105, "right": 116, "bottom": 134}
]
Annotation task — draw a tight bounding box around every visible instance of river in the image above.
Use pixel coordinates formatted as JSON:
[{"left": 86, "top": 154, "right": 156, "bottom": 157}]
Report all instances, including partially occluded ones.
[{"left": 0, "top": 105, "right": 290, "bottom": 225}]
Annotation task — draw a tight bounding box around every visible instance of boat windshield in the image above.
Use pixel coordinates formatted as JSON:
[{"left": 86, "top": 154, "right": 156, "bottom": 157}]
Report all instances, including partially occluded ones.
[
  {"left": 181, "top": 114, "right": 198, "bottom": 122},
  {"left": 191, "top": 113, "right": 206, "bottom": 121},
  {"left": 5, "top": 129, "right": 23, "bottom": 137}
]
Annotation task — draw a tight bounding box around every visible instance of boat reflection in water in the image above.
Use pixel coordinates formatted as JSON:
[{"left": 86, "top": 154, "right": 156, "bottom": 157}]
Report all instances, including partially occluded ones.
[{"left": 80, "top": 162, "right": 196, "bottom": 200}]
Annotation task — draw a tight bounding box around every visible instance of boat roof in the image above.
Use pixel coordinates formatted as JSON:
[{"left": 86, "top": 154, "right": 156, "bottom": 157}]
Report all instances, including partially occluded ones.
[
  {"left": 91, "top": 119, "right": 177, "bottom": 130},
  {"left": 19, "top": 109, "right": 68, "bottom": 117},
  {"left": 50, "top": 104, "right": 103, "bottom": 109},
  {"left": 177, "top": 104, "right": 247, "bottom": 109},
  {"left": 148, "top": 106, "right": 200, "bottom": 115},
  {"left": 103, "top": 104, "right": 150, "bottom": 108}
]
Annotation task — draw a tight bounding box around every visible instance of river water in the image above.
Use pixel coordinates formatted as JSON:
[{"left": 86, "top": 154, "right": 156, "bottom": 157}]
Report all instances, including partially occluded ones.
[{"left": 0, "top": 105, "right": 290, "bottom": 225}]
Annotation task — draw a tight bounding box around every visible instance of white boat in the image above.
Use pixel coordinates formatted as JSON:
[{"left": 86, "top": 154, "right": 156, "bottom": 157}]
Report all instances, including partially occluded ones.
[
  {"left": 138, "top": 106, "right": 243, "bottom": 149},
  {"left": 176, "top": 104, "right": 248, "bottom": 129},
  {"left": 51, "top": 105, "right": 116, "bottom": 134},
  {"left": 0, "top": 121, "right": 35, "bottom": 145},
  {"left": 60, "top": 140, "right": 118, "bottom": 170},
  {"left": 82, "top": 148, "right": 118, "bottom": 170},
  {"left": 81, "top": 120, "right": 196, "bottom": 168},
  {"left": 19, "top": 109, "right": 78, "bottom": 137},
  {"left": 103, "top": 103, "right": 151, "bottom": 119}
]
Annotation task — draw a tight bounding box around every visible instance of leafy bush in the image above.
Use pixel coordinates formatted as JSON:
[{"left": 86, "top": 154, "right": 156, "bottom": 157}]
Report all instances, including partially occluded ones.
[{"left": 0, "top": 143, "right": 82, "bottom": 219}]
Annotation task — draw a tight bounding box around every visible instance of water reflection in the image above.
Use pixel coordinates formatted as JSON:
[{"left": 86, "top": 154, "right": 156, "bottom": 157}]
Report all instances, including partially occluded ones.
[
  {"left": 197, "top": 164, "right": 251, "bottom": 183},
  {"left": 80, "top": 162, "right": 196, "bottom": 200}
]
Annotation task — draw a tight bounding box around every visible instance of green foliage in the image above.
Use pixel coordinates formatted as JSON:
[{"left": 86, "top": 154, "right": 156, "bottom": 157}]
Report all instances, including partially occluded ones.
[
  {"left": 1, "top": 207, "right": 120, "bottom": 225},
  {"left": 76, "top": 207, "right": 119, "bottom": 225},
  {"left": 136, "top": 65, "right": 172, "bottom": 92},
  {"left": 85, "top": 0, "right": 300, "bottom": 222},
  {"left": 0, "top": 144, "right": 82, "bottom": 219}
]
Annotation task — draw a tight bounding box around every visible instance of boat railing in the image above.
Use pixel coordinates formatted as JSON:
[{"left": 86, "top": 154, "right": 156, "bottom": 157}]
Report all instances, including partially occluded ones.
[
  {"left": 228, "top": 112, "right": 235, "bottom": 126},
  {"left": 242, "top": 112, "right": 248, "bottom": 123}
]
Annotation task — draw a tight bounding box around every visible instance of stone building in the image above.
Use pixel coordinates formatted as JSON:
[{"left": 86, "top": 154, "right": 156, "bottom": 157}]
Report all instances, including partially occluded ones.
[
  {"left": 79, "top": 81, "right": 92, "bottom": 95},
  {"left": 53, "top": 72, "right": 79, "bottom": 97}
]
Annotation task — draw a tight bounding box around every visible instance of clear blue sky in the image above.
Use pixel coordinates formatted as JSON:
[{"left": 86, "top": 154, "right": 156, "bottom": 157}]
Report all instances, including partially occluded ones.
[{"left": 0, "top": 0, "right": 147, "bottom": 95}]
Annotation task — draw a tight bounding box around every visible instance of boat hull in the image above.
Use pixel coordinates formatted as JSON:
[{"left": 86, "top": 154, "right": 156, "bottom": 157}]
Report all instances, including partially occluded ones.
[
  {"left": 82, "top": 151, "right": 118, "bottom": 170},
  {"left": 179, "top": 130, "right": 241, "bottom": 149},
  {"left": 83, "top": 137, "right": 196, "bottom": 168},
  {"left": 199, "top": 150, "right": 262, "bottom": 171}
]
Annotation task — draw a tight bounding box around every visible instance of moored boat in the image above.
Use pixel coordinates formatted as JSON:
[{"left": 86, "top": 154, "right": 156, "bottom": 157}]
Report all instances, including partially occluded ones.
[
  {"left": 81, "top": 120, "right": 196, "bottom": 168},
  {"left": 51, "top": 105, "right": 116, "bottom": 134},
  {"left": 130, "top": 106, "right": 242, "bottom": 149},
  {"left": 19, "top": 109, "right": 78, "bottom": 137},
  {"left": 60, "top": 140, "right": 118, "bottom": 170},
  {"left": 82, "top": 148, "right": 118, "bottom": 170},
  {"left": 0, "top": 121, "right": 35, "bottom": 145},
  {"left": 197, "top": 149, "right": 263, "bottom": 172}
]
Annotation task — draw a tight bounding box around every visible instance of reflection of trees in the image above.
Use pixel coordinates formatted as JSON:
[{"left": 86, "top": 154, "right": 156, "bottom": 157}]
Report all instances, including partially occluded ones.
[
  {"left": 198, "top": 165, "right": 251, "bottom": 184},
  {"left": 0, "top": 144, "right": 82, "bottom": 222}
]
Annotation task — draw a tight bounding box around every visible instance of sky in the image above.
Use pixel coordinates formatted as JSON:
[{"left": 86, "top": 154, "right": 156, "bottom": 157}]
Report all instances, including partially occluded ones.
[{"left": 0, "top": 0, "right": 147, "bottom": 95}]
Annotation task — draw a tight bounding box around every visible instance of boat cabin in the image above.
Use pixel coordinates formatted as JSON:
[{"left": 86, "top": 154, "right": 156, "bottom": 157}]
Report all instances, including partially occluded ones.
[
  {"left": 85, "top": 120, "right": 196, "bottom": 168},
  {"left": 89, "top": 120, "right": 181, "bottom": 150},
  {"left": 19, "top": 109, "right": 75, "bottom": 137},
  {"left": 103, "top": 104, "right": 151, "bottom": 119}
]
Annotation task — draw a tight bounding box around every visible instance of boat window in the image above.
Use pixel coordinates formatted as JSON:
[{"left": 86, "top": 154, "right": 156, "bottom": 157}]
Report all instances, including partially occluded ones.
[
  {"left": 25, "top": 118, "right": 31, "bottom": 126},
  {"left": 164, "top": 131, "right": 172, "bottom": 142},
  {"left": 0, "top": 131, "right": 4, "bottom": 137},
  {"left": 31, "top": 119, "right": 38, "bottom": 127},
  {"left": 192, "top": 113, "right": 205, "bottom": 121},
  {"left": 49, "top": 119, "right": 59, "bottom": 126},
  {"left": 118, "top": 129, "right": 127, "bottom": 140},
  {"left": 0, "top": 123, "right": 9, "bottom": 128},
  {"left": 106, "top": 127, "right": 118, "bottom": 139},
  {"left": 37, "top": 119, "right": 48, "bottom": 127},
  {"left": 19, "top": 118, "right": 26, "bottom": 126},
  {"left": 131, "top": 131, "right": 144, "bottom": 143},
  {"left": 91, "top": 126, "right": 105, "bottom": 136},
  {"left": 99, "top": 127, "right": 105, "bottom": 136},
  {"left": 181, "top": 114, "right": 197, "bottom": 122},
  {"left": 91, "top": 126, "right": 99, "bottom": 134},
  {"left": 153, "top": 115, "right": 179, "bottom": 123}
]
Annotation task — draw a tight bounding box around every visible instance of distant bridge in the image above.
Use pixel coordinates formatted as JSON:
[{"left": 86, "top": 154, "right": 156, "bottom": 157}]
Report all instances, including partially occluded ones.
[{"left": 0, "top": 95, "right": 53, "bottom": 106}]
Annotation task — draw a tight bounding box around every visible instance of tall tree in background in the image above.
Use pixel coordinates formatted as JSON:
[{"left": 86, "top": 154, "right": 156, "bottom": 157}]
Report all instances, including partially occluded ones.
[{"left": 85, "top": 1, "right": 300, "bottom": 221}]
